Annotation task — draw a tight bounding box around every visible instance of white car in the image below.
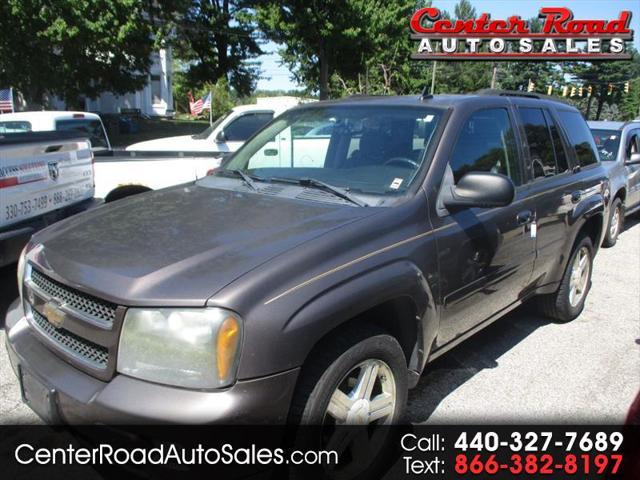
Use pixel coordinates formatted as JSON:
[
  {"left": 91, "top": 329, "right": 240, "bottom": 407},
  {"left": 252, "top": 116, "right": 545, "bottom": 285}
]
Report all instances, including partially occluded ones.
[
  {"left": 0, "top": 111, "right": 111, "bottom": 150},
  {"left": 126, "top": 97, "right": 307, "bottom": 153}
]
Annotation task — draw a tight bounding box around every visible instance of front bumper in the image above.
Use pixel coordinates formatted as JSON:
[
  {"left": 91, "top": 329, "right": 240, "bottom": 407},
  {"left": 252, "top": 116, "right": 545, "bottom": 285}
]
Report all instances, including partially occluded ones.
[{"left": 5, "top": 298, "right": 299, "bottom": 424}]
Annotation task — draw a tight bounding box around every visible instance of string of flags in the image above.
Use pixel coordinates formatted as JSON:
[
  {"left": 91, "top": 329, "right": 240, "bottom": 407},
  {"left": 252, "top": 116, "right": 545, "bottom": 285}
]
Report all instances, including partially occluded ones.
[{"left": 527, "top": 80, "right": 633, "bottom": 97}]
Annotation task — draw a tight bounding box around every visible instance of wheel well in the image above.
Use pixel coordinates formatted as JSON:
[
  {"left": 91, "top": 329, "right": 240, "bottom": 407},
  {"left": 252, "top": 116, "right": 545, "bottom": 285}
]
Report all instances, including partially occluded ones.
[
  {"left": 578, "top": 214, "right": 603, "bottom": 248},
  {"left": 614, "top": 188, "right": 626, "bottom": 203},
  {"left": 104, "top": 185, "right": 152, "bottom": 203},
  {"left": 302, "top": 297, "right": 419, "bottom": 369}
]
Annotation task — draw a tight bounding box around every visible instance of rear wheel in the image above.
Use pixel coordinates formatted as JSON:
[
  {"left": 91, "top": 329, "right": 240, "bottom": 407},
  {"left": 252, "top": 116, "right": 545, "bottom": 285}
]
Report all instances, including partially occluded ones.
[
  {"left": 602, "top": 198, "right": 623, "bottom": 247},
  {"left": 538, "top": 235, "right": 593, "bottom": 322}
]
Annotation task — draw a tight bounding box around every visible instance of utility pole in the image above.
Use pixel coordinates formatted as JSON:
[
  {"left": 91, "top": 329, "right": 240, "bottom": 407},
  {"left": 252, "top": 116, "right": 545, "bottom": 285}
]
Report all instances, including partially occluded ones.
[
  {"left": 430, "top": 61, "right": 437, "bottom": 95},
  {"left": 490, "top": 64, "right": 498, "bottom": 89}
]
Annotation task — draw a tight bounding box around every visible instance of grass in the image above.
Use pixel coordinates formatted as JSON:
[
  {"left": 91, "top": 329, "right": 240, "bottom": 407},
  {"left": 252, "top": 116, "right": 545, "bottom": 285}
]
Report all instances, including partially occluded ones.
[{"left": 106, "top": 116, "right": 210, "bottom": 148}]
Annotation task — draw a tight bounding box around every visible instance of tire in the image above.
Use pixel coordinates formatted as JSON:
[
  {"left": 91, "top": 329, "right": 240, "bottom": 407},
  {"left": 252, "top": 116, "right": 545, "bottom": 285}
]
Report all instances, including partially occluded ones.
[
  {"left": 290, "top": 325, "right": 408, "bottom": 426},
  {"left": 602, "top": 198, "right": 623, "bottom": 248},
  {"left": 538, "top": 235, "right": 594, "bottom": 322},
  {"left": 288, "top": 326, "right": 408, "bottom": 479},
  {"left": 104, "top": 185, "right": 151, "bottom": 203}
]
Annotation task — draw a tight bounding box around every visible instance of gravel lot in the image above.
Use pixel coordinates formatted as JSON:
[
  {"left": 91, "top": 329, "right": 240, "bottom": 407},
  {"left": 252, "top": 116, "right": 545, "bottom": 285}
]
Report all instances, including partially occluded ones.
[{"left": 1, "top": 219, "right": 638, "bottom": 425}]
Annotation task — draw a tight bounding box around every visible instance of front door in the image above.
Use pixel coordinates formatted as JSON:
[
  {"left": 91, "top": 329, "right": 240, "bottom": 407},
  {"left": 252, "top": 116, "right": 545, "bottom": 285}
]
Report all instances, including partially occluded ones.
[
  {"left": 624, "top": 129, "right": 640, "bottom": 209},
  {"left": 433, "top": 107, "right": 536, "bottom": 346}
]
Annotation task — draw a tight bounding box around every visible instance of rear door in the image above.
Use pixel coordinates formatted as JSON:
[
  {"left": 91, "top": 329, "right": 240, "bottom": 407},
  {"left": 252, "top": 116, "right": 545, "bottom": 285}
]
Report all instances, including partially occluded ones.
[
  {"left": 515, "top": 105, "right": 575, "bottom": 284},
  {"left": 0, "top": 135, "right": 94, "bottom": 230}
]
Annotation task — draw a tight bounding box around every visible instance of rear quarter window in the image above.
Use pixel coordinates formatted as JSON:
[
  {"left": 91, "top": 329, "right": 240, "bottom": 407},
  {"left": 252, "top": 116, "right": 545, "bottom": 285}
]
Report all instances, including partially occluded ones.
[{"left": 557, "top": 111, "right": 599, "bottom": 167}]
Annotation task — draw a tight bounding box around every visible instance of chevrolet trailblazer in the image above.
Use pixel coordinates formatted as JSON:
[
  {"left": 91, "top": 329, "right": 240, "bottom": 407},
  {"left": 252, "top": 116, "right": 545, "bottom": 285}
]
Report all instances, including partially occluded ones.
[{"left": 5, "top": 91, "right": 608, "bottom": 426}]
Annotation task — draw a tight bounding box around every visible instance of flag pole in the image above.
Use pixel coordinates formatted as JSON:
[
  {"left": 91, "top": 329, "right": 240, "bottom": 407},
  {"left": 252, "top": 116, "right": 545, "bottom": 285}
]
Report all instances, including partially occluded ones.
[{"left": 209, "top": 91, "right": 212, "bottom": 126}]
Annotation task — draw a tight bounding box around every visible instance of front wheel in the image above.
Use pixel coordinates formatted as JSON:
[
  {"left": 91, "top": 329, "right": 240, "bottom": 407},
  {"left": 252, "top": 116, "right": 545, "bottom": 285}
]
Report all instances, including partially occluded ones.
[
  {"left": 602, "top": 198, "right": 623, "bottom": 247},
  {"left": 538, "top": 235, "right": 594, "bottom": 322}
]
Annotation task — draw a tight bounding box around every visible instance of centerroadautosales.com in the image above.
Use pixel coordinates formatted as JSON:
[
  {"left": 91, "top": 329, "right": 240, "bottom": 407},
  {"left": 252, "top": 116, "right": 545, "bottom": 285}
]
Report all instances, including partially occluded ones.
[{"left": 13, "top": 443, "right": 338, "bottom": 467}]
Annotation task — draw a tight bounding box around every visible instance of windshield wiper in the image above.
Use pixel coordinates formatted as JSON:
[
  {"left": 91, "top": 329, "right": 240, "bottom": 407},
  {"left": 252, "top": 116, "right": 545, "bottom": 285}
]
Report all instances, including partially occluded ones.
[
  {"left": 227, "top": 169, "right": 260, "bottom": 191},
  {"left": 270, "top": 176, "right": 367, "bottom": 207}
]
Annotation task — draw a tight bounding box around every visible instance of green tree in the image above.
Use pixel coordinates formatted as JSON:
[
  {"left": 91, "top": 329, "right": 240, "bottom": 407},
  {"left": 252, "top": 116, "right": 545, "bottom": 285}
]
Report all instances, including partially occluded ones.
[
  {"left": 621, "top": 78, "right": 640, "bottom": 120},
  {"left": 257, "top": 1, "right": 370, "bottom": 99},
  {"left": 0, "top": 0, "right": 159, "bottom": 107},
  {"left": 171, "top": 0, "right": 263, "bottom": 97}
]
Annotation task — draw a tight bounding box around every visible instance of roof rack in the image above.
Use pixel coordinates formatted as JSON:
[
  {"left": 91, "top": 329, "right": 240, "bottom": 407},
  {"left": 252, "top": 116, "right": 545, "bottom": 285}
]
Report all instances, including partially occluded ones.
[
  {"left": 475, "top": 89, "right": 542, "bottom": 99},
  {"left": 475, "top": 89, "right": 574, "bottom": 105}
]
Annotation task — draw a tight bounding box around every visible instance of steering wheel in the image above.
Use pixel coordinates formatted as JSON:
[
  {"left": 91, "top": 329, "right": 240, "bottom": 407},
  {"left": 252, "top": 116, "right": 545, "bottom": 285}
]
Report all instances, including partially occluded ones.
[{"left": 383, "top": 157, "right": 419, "bottom": 169}]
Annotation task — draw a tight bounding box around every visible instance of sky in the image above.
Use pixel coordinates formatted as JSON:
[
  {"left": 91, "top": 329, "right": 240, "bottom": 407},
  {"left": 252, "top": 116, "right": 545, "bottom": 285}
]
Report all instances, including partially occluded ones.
[{"left": 255, "top": 0, "right": 640, "bottom": 91}]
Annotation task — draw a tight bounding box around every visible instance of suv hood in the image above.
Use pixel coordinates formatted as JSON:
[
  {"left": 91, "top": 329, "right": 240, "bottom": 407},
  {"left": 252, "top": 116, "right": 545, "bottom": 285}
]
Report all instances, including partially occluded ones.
[{"left": 29, "top": 185, "right": 376, "bottom": 306}]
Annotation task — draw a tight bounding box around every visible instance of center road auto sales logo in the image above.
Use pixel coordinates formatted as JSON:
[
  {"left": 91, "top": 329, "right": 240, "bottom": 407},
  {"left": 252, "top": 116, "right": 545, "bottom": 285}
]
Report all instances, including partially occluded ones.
[{"left": 410, "top": 7, "right": 633, "bottom": 61}]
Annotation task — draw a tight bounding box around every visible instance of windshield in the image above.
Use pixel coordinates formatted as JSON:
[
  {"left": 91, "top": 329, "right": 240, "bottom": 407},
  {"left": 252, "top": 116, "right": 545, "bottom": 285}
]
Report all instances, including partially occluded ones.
[
  {"left": 217, "top": 105, "right": 443, "bottom": 196},
  {"left": 192, "top": 112, "right": 229, "bottom": 139},
  {"left": 591, "top": 129, "right": 621, "bottom": 161},
  {"left": 56, "top": 119, "right": 109, "bottom": 149}
]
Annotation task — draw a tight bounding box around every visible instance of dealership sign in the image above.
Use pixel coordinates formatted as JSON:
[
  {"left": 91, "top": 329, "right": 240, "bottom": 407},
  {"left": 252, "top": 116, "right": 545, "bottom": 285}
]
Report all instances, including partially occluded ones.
[{"left": 410, "top": 7, "right": 633, "bottom": 60}]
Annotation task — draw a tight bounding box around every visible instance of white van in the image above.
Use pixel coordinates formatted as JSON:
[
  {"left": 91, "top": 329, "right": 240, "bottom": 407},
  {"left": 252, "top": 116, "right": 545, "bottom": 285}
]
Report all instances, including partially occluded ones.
[{"left": 0, "top": 111, "right": 111, "bottom": 151}]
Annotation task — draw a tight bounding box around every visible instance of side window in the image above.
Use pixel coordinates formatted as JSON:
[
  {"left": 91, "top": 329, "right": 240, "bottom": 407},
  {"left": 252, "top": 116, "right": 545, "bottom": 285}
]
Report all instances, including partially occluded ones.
[
  {"left": 224, "top": 113, "right": 274, "bottom": 142},
  {"left": 519, "top": 108, "right": 557, "bottom": 179},
  {"left": 557, "top": 111, "right": 599, "bottom": 167},
  {"left": 626, "top": 131, "right": 640, "bottom": 158},
  {"left": 449, "top": 108, "right": 521, "bottom": 185},
  {"left": 544, "top": 111, "right": 569, "bottom": 173}
]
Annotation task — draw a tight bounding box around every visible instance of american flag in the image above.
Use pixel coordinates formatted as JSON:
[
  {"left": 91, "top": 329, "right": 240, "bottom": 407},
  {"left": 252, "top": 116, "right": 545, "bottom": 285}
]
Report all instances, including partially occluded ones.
[
  {"left": 0, "top": 88, "right": 14, "bottom": 113},
  {"left": 189, "top": 92, "right": 211, "bottom": 116}
]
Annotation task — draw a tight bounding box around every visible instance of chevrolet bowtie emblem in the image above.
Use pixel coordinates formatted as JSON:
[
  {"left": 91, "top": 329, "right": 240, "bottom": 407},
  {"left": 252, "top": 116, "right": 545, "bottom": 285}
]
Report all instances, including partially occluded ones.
[{"left": 43, "top": 301, "right": 66, "bottom": 329}]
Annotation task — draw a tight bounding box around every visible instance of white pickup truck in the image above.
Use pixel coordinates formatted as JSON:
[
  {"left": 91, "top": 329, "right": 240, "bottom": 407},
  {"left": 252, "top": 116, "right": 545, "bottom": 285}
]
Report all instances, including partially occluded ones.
[{"left": 0, "top": 131, "right": 100, "bottom": 266}]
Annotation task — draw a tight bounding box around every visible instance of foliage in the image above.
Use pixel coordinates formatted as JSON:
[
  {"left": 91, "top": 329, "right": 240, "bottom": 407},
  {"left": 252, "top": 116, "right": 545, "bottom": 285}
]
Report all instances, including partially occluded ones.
[
  {"left": 169, "top": 0, "right": 263, "bottom": 97},
  {"left": 621, "top": 78, "right": 640, "bottom": 120},
  {"left": 0, "top": 0, "right": 160, "bottom": 107}
]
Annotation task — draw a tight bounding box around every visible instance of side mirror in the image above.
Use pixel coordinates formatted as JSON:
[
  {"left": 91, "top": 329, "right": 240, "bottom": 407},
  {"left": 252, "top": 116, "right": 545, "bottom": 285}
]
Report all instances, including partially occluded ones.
[
  {"left": 443, "top": 171, "right": 515, "bottom": 209},
  {"left": 215, "top": 130, "right": 226, "bottom": 143},
  {"left": 625, "top": 153, "right": 640, "bottom": 165}
]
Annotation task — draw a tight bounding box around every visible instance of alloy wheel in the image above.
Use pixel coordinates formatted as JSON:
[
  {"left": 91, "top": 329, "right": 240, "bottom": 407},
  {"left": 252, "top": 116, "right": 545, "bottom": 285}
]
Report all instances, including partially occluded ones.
[{"left": 569, "top": 246, "right": 590, "bottom": 307}]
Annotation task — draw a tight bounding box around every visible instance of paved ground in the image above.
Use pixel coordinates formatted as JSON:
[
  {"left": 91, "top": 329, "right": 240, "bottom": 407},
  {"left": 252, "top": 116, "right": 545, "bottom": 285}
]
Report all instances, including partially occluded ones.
[{"left": 1, "top": 219, "right": 638, "bottom": 425}]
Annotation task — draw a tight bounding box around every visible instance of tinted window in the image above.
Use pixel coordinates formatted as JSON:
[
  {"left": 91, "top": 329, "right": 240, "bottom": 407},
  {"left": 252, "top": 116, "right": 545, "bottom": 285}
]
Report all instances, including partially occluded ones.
[
  {"left": 519, "top": 108, "right": 557, "bottom": 179},
  {"left": 225, "top": 113, "right": 274, "bottom": 141},
  {"left": 626, "top": 131, "right": 640, "bottom": 158},
  {"left": 557, "top": 111, "right": 598, "bottom": 167},
  {"left": 591, "top": 129, "right": 621, "bottom": 161},
  {"left": 450, "top": 108, "right": 521, "bottom": 185},
  {"left": 0, "top": 121, "right": 31, "bottom": 133},
  {"left": 545, "top": 111, "right": 569, "bottom": 172},
  {"left": 56, "top": 119, "right": 109, "bottom": 149}
]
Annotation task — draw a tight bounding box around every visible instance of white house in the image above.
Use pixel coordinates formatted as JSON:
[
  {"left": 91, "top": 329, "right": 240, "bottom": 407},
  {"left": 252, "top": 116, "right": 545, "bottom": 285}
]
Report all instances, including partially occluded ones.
[{"left": 51, "top": 48, "right": 174, "bottom": 117}]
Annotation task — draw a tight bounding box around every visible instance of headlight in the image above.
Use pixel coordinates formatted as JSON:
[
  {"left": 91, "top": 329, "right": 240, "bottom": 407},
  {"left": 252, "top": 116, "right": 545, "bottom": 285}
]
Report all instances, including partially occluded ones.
[
  {"left": 17, "top": 246, "right": 28, "bottom": 300},
  {"left": 117, "top": 308, "right": 242, "bottom": 389}
]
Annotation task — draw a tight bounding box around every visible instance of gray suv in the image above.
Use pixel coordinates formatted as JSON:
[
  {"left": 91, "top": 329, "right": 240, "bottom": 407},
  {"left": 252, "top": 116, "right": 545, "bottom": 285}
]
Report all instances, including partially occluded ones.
[
  {"left": 5, "top": 91, "right": 608, "bottom": 425},
  {"left": 588, "top": 120, "right": 640, "bottom": 247}
]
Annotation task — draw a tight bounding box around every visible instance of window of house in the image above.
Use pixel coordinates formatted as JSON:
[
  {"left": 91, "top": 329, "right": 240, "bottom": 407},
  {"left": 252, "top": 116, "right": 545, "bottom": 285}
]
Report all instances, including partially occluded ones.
[
  {"left": 449, "top": 108, "right": 521, "bottom": 185},
  {"left": 557, "top": 110, "right": 599, "bottom": 167},
  {"left": 151, "top": 75, "right": 162, "bottom": 105}
]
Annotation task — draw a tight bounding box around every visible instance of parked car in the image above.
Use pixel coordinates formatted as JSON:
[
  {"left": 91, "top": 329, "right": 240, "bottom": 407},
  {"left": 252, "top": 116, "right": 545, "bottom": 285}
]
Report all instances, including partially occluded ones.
[
  {"left": 0, "top": 111, "right": 111, "bottom": 151},
  {"left": 588, "top": 120, "right": 640, "bottom": 246},
  {"left": 5, "top": 92, "right": 608, "bottom": 426},
  {"left": 125, "top": 97, "right": 308, "bottom": 153},
  {"left": 0, "top": 131, "right": 101, "bottom": 267}
]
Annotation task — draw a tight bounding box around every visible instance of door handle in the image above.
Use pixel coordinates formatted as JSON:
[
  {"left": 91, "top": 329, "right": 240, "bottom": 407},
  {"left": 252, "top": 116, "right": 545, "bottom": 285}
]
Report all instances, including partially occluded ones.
[
  {"left": 517, "top": 210, "right": 534, "bottom": 225},
  {"left": 571, "top": 191, "right": 582, "bottom": 204}
]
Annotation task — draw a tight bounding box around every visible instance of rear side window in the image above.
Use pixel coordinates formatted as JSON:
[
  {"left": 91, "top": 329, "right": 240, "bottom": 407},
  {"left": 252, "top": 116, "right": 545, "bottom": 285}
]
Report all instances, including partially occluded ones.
[
  {"left": 557, "top": 111, "right": 599, "bottom": 167},
  {"left": 56, "top": 119, "right": 109, "bottom": 149},
  {"left": 626, "top": 130, "right": 640, "bottom": 159},
  {"left": 0, "top": 121, "right": 31, "bottom": 133},
  {"left": 519, "top": 108, "right": 557, "bottom": 179},
  {"left": 224, "top": 112, "right": 274, "bottom": 142},
  {"left": 449, "top": 108, "right": 521, "bottom": 185}
]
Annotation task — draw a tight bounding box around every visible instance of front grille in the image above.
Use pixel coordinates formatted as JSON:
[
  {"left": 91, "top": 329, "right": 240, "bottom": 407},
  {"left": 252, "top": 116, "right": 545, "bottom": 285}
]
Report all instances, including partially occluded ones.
[
  {"left": 31, "top": 309, "right": 109, "bottom": 369},
  {"left": 31, "top": 269, "right": 117, "bottom": 325}
]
